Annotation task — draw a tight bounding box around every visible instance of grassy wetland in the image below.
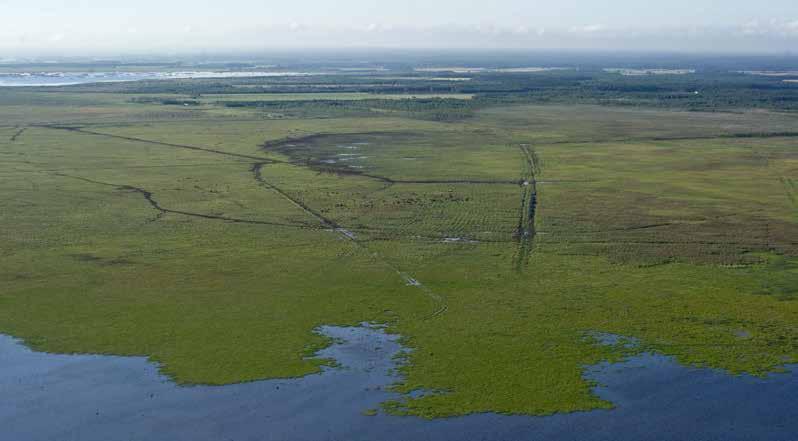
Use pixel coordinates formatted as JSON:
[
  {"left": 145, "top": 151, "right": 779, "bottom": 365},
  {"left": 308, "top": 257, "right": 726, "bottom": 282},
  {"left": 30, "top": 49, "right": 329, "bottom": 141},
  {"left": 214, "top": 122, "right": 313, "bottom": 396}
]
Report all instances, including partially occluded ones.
[{"left": 1, "top": 65, "right": 798, "bottom": 418}]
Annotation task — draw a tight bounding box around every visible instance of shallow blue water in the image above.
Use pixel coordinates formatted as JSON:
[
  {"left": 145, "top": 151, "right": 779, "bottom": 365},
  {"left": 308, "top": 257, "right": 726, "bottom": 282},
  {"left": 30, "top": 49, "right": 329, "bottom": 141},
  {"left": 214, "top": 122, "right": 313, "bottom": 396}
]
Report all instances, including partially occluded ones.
[
  {"left": 2, "top": 326, "right": 797, "bottom": 441},
  {"left": 0, "top": 71, "right": 314, "bottom": 87}
]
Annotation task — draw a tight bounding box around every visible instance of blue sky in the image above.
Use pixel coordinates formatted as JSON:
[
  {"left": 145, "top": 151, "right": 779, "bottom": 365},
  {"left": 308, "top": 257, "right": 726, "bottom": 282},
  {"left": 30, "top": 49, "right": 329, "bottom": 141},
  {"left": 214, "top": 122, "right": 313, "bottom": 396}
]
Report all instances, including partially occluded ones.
[{"left": 3, "top": 0, "right": 798, "bottom": 54}]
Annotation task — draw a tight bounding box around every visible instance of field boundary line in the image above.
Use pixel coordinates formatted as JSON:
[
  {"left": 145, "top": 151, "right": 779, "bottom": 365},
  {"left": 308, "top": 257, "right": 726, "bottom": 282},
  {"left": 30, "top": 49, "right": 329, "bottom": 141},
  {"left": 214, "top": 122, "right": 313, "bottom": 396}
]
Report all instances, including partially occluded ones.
[
  {"left": 513, "top": 143, "right": 539, "bottom": 271},
  {"left": 252, "top": 162, "right": 448, "bottom": 319},
  {"left": 53, "top": 173, "right": 322, "bottom": 230},
  {"left": 39, "top": 125, "right": 280, "bottom": 163},
  {"left": 9, "top": 127, "right": 26, "bottom": 142}
]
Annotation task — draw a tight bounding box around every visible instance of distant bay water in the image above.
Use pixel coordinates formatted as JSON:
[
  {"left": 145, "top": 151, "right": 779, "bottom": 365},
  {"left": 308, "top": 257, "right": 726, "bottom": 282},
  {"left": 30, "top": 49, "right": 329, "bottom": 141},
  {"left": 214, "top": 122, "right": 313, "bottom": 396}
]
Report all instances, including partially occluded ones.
[{"left": 0, "top": 71, "right": 316, "bottom": 87}]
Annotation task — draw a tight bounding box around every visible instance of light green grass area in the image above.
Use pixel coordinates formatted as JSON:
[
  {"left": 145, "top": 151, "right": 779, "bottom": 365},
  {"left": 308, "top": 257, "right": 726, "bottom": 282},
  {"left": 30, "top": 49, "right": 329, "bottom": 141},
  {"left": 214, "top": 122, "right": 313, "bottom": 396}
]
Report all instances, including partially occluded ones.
[
  {"left": 0, "top": 90, "right": 472, "bottom": 125},
  {"left": 476, "top": 105, "right": 798, "bottom": 142},
  {"left": 202, "top": 93, "right": 475, "bottom": 102},
  {"left": 1, "top": 90, "right": 797, "bottom": 417},
  {"left": 0, "top": 90, "right": 208, "bottom": 125},
  {"left": 532, "top": 137, "right": 798, "bottom": 265}
]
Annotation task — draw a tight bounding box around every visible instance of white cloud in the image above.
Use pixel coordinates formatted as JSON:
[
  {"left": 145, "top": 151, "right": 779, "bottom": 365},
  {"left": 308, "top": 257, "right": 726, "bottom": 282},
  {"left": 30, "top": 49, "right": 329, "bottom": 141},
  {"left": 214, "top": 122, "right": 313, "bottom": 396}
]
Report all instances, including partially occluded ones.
[
  {"left": 737, "top": 18, "right": 798, "bottom": 36},
  {"left": 570, "top": 24, "right": 605, "bottom": 33},
  {"left": 4, "top": 18, "right": 798, "bottom": 55}
]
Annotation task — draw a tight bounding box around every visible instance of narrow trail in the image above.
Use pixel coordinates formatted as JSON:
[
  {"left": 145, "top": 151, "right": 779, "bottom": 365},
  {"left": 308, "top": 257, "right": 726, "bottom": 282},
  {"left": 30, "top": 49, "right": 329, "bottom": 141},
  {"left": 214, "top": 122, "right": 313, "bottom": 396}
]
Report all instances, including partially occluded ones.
[
  {"left": 252, "top": 162, "right": 448, "bottom": 319},
  {"left": 392, "top": 179, "right": 519, "bottom": 185},
  {"left": 782, "top": 177, "right": 797, "bottom": 211},
  {"left": 43, "top": 128, "right": 453, "bottom": 318},
  {"left": 263, "top": 133, "right": 519, "bottom": 187},
  {"left": 296, "top": 161, "right": 518, "bottom": 186},
  {"left": 41, "top": 125, "right": 281, "bottom": 163},
  {"left": 513, "top": 144, "right": 539, "bottom": 272},
  {"left": 251, "top": 163, "right": 343, "bottom": 230},
  {"left": 542, "top": 131, "right": 798, "bottom": 147},
  {"left": 562, "top": 239, "right": 794, "bottom": 246},
  {"left": 53, "top": 173, "right": 322, "bottom": 230},
  {"left": 590, "top": 223, "right": 674, "bottom": 233},
  {"left": 48, "top": 126, "right": 514, "bottom": 189},
  {"left": 10, "top": 127, "right": 26, "bottom": 142}
]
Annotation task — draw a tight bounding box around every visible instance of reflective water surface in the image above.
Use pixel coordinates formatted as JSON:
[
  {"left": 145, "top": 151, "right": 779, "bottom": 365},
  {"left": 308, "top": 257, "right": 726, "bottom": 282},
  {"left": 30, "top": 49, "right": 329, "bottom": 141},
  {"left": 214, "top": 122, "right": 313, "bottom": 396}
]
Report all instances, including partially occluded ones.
[
  {"left": 0, "top": 71, "right": 314, "bottom": 87},
  {"left": 2, "top": 325, "right": 797, "bottom": 441}
]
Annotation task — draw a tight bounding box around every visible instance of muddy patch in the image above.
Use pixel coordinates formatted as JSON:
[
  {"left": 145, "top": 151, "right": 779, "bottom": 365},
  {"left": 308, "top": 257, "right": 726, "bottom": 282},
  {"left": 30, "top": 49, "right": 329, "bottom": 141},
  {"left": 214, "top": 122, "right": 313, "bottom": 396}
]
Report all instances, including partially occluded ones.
[{"left": 262, "top": 132, "right": 414, "bottom": 178}]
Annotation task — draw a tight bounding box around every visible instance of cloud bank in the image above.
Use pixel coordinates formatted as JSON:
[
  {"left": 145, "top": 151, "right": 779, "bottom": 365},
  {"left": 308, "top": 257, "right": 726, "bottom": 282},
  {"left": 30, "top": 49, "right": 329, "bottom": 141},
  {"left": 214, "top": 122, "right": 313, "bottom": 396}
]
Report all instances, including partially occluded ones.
[{"left": 3, "top": 20, "right": 798, "bottom": 55}]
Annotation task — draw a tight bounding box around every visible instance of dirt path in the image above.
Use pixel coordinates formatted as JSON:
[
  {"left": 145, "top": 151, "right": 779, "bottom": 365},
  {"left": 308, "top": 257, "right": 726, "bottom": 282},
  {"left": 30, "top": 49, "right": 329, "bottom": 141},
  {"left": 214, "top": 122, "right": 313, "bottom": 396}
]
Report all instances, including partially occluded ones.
[
  {"left": 252, "top": 162, "right": 448, "bottom": 319},
  {"left": 290, "top": 161, "right": 518, "bottom": 187},
  {"left": 783, "top": 177, "right": 797, "bottom": 210},
  {"left": 44, "top": 128, "right": 454, "bottom": 318},
  {"left": 251, "top": 162, "right": 343, "bottom": 230},
  {"left": 10, "top": 127, "right": 26, "bottom": 142},
  {"left": 263, "top": 133, "right": 520, "bottom": 187},
  {"left": 513, "top": 144, "right": 539, "bottom": 271},
  {"left": 41, "top": 125, "right": 280, "bottom": 163},
  {"left": 543, "top": 131, "right": 798, "bottom": 147},
  {"left": 54, "top": 173, "right": 322, "bottom": 230},
  {"left": 393, "top": 179, "right": 519, "bottom": 185}
]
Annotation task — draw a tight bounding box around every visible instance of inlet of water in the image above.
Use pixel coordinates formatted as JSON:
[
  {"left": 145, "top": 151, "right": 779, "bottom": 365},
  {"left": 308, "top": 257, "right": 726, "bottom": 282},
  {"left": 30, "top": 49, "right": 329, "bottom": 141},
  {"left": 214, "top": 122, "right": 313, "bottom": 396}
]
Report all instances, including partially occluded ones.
[{"left": 2, "top": 326, "right": 797, "bottom": 441}]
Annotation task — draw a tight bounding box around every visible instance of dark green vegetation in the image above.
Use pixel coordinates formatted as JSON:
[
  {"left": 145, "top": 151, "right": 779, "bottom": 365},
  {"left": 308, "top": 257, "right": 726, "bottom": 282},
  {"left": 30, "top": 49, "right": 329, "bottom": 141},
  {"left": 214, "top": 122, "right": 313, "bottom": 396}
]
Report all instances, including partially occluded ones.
[
  {"left": 1, "top": 65, "right": 797, "bottom": 417},
  {"left": 23, "top": 61, "right": 798, "bottom": 114}
]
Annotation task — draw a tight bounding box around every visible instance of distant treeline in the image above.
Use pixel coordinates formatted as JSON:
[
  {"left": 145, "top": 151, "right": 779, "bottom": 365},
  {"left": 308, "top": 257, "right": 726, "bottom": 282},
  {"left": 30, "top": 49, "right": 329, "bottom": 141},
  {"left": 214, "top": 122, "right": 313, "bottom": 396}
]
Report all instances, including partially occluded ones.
[
  {"left": 107, "top": 69, "right": 798, "bottom": 114},
  {"left": 223, "top": 98, "right": 476, "bottom": 121},
  {"left": 129, "top": 97, "right": 201, "bottom": 106}
]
